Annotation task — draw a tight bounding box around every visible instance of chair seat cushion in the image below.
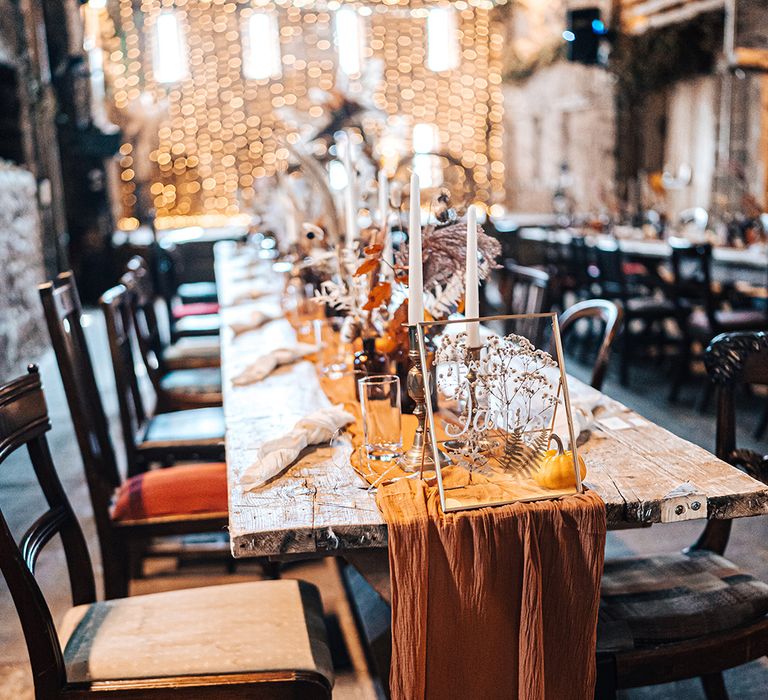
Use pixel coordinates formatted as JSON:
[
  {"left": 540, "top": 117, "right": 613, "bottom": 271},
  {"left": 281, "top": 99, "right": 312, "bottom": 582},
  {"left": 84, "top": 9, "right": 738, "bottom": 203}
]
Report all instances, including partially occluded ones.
[
  {"left": 111, "top": 462, "right": 227, "bottom": 522},
  {"left": 172, "top": 301, "right": 220, "bottom": 319},
  {"left": 598, "top": 551, "right": 768, "bottom": 652},
  {"left": 174, "top": 313, "right": 220, "bottom": 335},
  {"left": 688, "top": 308, "right": 768, "bottom": 335},
  {"left": 163, "top": 337, "right": 220, "bottom": 363},
  {"left": 622, "top": 262, "right": 649, "bottom": 277},
  {"left": 58, "top": 580, "right": 333, "bottom": 685},
  {"left": 160, "top": 367, "right": 222, "bottom": 395},
  {"left": 143, "top": 406, "right": 225, "bottom": 448},
  {"left": 177, "top": 281, "right": 218, "bottom": 304}
]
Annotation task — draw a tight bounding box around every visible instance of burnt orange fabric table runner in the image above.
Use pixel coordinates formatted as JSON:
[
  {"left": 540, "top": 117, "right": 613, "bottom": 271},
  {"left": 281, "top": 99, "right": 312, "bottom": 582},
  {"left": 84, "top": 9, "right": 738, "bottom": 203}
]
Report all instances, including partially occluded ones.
[
  {"left": 377, "top": 479, "right": 606, "bottom": 699},
  {"left": 319, "top": 363, "right": 607, "bottom": 699}
]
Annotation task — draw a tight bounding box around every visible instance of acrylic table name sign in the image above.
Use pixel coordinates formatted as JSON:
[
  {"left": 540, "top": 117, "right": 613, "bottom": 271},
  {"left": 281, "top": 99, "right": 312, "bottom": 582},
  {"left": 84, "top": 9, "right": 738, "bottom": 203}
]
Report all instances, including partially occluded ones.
[{"left": 415, "top": 312, "right": 583, "bottom": 513}]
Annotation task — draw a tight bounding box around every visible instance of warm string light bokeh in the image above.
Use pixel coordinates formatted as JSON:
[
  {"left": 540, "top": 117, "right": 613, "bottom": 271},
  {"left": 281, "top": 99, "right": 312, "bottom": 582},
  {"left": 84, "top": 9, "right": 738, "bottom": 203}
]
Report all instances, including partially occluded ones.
[{"left": 97, "top": 0, "right": 506, "bottom": 226}]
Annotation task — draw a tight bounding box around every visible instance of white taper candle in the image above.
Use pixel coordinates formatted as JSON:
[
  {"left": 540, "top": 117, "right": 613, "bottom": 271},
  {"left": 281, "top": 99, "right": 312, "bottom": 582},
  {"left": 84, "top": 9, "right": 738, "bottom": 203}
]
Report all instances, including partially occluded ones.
[
  {"left": 408, "top": 172, "right": 423, "bottom": 325},
  {"left": 378, "top": 170, "right": 389, "bottom": 228},
  {"left": 378, "top": 170, "right": 393, "bottom": 281},
  {"left": 465, "top": 205, "right": 481, "bottom": 347},
  {"left": 338, "top": 131, "right": 357, "bottom": 248}
]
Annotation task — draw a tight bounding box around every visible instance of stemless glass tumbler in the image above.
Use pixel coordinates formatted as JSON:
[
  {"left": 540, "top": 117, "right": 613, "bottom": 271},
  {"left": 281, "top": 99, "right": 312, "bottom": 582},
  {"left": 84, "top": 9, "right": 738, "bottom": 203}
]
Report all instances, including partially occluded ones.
[{"left": 358, "top": 374, "right": 403, "bottom": 461}]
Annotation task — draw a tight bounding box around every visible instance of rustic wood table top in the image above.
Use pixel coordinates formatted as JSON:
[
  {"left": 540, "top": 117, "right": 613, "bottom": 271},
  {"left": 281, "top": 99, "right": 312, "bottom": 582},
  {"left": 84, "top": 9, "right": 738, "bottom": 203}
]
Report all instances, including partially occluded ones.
[{"left": 216, "top": 242, "right": 768, "bottom": 560}]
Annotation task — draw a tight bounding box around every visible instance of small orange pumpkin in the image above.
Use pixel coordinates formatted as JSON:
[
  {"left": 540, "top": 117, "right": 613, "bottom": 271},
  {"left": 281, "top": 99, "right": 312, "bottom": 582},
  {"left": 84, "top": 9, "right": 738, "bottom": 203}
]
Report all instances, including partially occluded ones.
[{"left": 533, "top": 434, "right": 587, "bottom": 490}]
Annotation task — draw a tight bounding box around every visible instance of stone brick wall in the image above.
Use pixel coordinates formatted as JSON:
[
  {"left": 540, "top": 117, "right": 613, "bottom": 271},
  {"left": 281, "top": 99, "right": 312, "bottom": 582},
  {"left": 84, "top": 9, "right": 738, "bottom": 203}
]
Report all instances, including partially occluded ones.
[
  {"left": 503, "top": 62, "right": 617, "bottom": 213},
  {"left": 0, "top": 160, "right": 46, "bottom": 381}
]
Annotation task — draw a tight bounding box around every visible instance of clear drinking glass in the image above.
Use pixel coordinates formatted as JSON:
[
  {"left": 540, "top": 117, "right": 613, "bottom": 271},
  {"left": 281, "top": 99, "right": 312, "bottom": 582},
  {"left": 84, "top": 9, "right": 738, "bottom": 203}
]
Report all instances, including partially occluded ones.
[
  {"left": 358, "top": 375, "right": 403, "bottom": 461},
  {"left": 314, "top": 318, "right": 349, "bottom": 377}
]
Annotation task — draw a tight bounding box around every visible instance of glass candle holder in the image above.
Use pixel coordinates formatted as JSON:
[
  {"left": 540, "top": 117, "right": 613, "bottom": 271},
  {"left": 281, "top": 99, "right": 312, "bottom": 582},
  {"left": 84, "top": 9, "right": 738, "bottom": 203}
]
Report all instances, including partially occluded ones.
[{"left": 358, "top": 374, "right": 403, "bottom": 461}]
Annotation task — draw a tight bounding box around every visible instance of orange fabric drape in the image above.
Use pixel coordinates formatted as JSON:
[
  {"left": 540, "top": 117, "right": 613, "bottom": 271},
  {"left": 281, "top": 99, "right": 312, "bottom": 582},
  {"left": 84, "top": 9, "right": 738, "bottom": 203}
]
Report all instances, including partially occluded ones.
[
  {"left": 315, "top": 346, "right": 607, "bottom": 699},
  {"left": 376, "top": 478, "right": 606, "bottom": 700}
]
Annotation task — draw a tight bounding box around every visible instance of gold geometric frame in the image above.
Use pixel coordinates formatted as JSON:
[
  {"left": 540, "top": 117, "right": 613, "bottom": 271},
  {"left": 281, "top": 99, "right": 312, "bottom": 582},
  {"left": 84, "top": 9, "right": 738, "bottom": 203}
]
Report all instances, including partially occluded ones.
[{"left": 416, "top": 312, "right": 583, "bottom": 513}]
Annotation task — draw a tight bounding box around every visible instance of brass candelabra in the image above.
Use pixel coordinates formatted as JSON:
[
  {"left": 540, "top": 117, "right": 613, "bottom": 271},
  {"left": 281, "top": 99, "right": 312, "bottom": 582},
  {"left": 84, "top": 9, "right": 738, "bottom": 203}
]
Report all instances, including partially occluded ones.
[{"left": 398, "top": 325, "right": 439, "bottom": 473}]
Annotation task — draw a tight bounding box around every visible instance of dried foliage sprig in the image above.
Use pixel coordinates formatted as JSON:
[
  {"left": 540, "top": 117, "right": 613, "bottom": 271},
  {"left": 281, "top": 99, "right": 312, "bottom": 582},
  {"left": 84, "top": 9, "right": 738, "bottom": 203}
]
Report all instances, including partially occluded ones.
[
  {"left": 396, "top": 218, "right": 501, "bottom": 319},
  {"left": 434, "top": 331, "right": 560, "bottom": 478}
]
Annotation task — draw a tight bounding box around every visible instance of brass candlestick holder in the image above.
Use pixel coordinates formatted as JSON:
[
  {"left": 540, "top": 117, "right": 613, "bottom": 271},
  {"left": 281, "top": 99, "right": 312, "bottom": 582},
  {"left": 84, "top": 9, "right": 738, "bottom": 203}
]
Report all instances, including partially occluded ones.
[{"left": 398, "top": 324, "right": 439, "bottom": 473}]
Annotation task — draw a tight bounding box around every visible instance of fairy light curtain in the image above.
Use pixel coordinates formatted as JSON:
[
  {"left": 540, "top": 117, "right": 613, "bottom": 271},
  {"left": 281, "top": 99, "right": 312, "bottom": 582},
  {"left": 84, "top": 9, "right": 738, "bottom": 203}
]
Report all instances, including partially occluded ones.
[{"left": 97, "top": 0, "right": 506, "bottom": 226}]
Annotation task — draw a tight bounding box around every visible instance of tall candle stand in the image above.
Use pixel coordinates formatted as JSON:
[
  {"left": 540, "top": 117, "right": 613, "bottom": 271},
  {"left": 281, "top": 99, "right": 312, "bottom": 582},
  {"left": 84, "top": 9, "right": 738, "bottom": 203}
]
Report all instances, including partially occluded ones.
[{"left": 398, "top": 325, "right": 438, "bottom": 472}]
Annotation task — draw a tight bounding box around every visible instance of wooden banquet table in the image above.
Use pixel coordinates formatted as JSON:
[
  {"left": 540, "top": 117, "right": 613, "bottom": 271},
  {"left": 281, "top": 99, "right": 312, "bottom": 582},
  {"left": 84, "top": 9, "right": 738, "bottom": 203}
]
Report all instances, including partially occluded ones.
[{"left": 215, "top": 242, "right": 768, "bottom": 571}]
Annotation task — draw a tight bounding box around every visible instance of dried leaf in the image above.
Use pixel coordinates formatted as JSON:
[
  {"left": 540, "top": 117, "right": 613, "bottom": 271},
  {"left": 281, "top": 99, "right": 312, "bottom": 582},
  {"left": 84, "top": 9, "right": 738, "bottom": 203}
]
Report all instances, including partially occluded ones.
[
  {"left": 362, "top": 281, "right": 391, "bottom": 311},
  {"left": 353, "top": 257, "right": 379, "bottom": 277},
  {"left": 364, "top": 243, "right": 383, "bottom": 256}
]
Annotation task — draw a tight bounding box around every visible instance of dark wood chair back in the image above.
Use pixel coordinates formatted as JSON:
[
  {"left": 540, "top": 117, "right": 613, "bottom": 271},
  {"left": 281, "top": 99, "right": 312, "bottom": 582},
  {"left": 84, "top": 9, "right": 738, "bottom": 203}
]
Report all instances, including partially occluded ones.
[
  {"left": 706, "top": 331, "right": 768, "bottom": 477},
  {"left": 558, "top": 299, "right": 624, "bottom": 391},
  {"left": 696, "top": 331, "right": 768, "bottom": 556},
  {"left": 568, "top": 235, "right": 593, "bottom": 291},
  {"left": 0, "top": 367, "right": 96, "bottom": 699},
  {"left": 151, "top": 240, "right": 186, "bottom": 324},
  {"left": 594, "top": 239, "right": 629, "bottom": 302},
  {"left": 123, "top": 256, "right": 168, "bottom": 393},
  {"left": 38, "top": 274, "right": 126, "bottom": 585},
  {"left": 100, "top": 283, "right": 152, "bottom": 476},
  {"left": 500, "top": 262, "right": 550, "bottom": 344},
  {"left": 669, "top": 237, "right": 717, "bottom": 328}
]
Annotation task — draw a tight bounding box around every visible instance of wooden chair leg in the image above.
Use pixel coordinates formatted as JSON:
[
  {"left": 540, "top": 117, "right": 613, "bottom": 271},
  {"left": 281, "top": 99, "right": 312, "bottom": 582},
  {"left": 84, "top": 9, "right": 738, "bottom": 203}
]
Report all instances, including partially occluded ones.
[
  {"left": 754, "top": 399, "right": 768, "bottom": 439},
  {"left": 619, "top": 325, "right": 631, "bottom": 386},
  {"left": 103, "top": 538, "right": 132, "bottom": 600},
  {"left": 700, "top": 672, "right": 729, "bottom": 700},
  {"left": 697, "top": 379, "right": 714, "bottom": 414},
  {"left": 594, "top": 655, "right": 618, "bottom": 700},
  {"left": 669, "top": 337, "right": 691, "bottom": 403}
]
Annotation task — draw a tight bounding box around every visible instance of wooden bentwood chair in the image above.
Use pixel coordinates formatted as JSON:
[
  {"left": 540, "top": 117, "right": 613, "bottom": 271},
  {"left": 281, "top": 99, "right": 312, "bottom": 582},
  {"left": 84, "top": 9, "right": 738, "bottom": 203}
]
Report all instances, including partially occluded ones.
[
  {"left": 668, "top": 239, "right": 767, "bottom": 403},
  {"left": 594, "top": 239, "right": 677, "bottom": 387},
  {"left": 39, "top": 273, "right": 228, "bottom": 598},
  {"left": 121, "top": 258, "right": 222, "bottom": 411},
  {"left": 595, "top": 331, "right": 768, "bottom": 699},
  {"left": 99, "top": 282, "right": 226, "bottom": 476},
  {"left": 0, "top": 367, "right": 333, "bottom": 699},
  {"left": 498, "top": 262, "right": 551, "bottom": 345},
  {"left": 558, "top": 299, "right": 624, "bottom": 392},
  {"left": 125, "top": 255, "right": 220, "bottom": 371}
]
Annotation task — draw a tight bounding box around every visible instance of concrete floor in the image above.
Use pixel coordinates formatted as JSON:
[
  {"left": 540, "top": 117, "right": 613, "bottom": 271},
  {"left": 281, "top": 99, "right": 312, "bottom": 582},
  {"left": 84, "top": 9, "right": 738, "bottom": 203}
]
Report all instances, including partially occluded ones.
[{"left": 1, "top": 314, "right": 767, "bottom": 698}]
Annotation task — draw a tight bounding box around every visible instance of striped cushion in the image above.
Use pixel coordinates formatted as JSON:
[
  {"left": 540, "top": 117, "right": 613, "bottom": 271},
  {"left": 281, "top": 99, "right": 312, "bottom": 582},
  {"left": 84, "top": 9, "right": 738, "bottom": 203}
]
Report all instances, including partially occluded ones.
[
  {"left": 598, "top": 551, "right": 768, "bottom": 651},
  {"left": 111, "top": 462, "right": 227, "bottom": 522}
]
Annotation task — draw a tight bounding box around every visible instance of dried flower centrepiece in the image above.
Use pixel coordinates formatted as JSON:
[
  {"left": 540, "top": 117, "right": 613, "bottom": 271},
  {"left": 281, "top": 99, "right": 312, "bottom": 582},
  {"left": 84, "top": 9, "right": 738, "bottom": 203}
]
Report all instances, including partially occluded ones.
[{"left": 434, "top": 330, "right": 560, "bottom": 478}]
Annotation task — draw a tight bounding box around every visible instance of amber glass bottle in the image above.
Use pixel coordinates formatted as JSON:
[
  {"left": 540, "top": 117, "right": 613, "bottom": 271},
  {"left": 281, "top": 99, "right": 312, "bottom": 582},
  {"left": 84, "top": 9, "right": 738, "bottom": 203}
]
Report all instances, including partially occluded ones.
[{"left": 353, "top": 336, "right": 390, "bottom": 400}]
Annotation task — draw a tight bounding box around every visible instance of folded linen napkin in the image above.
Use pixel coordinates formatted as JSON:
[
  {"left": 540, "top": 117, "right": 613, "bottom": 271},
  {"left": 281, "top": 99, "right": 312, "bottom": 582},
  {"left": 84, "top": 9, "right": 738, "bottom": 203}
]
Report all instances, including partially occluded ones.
[
  {"left": 242, "top": 405, "right": 355, "bottom": 490},
  {"left": 231, "top": 343, "right": 318, "bottom": 386},
  {"left": 229, "top": 310, "right": 281, "bottom": 336}
]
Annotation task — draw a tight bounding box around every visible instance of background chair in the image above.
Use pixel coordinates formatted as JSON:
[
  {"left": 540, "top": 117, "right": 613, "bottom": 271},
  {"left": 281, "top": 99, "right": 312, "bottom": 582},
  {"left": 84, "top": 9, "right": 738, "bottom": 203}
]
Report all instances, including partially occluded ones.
[
  {"left": 668, "top": 238, "right": 767, "bottom": 402},
  {"left": 121, "top": 262, "right": 223, "bottom": 411},
  {"left": 497, "top": 262, "right": 551, "bottom": 345},
  {"left": 154, "top": 242, "right": 221, "bottom": 342},
  {"left": 558, "top": 299, "right": 624, "bottom": 391},
  {"left": 40, "top": 273, "right": 228, "bottom": 598},
  {"left": 100, "top": 282, "right": 225, "bottom": 475},
  {"left": 126, "top": 256, "right": 220, "bottom": 371},
  {"left": 0, "top": 367, "right": 332, "bottom": 698},
  {"left": 594, "top": 239, "right": 677, "bottom": 386},
  {"left": 595, "top": 331, "right": 768, "bottom": 699}
]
